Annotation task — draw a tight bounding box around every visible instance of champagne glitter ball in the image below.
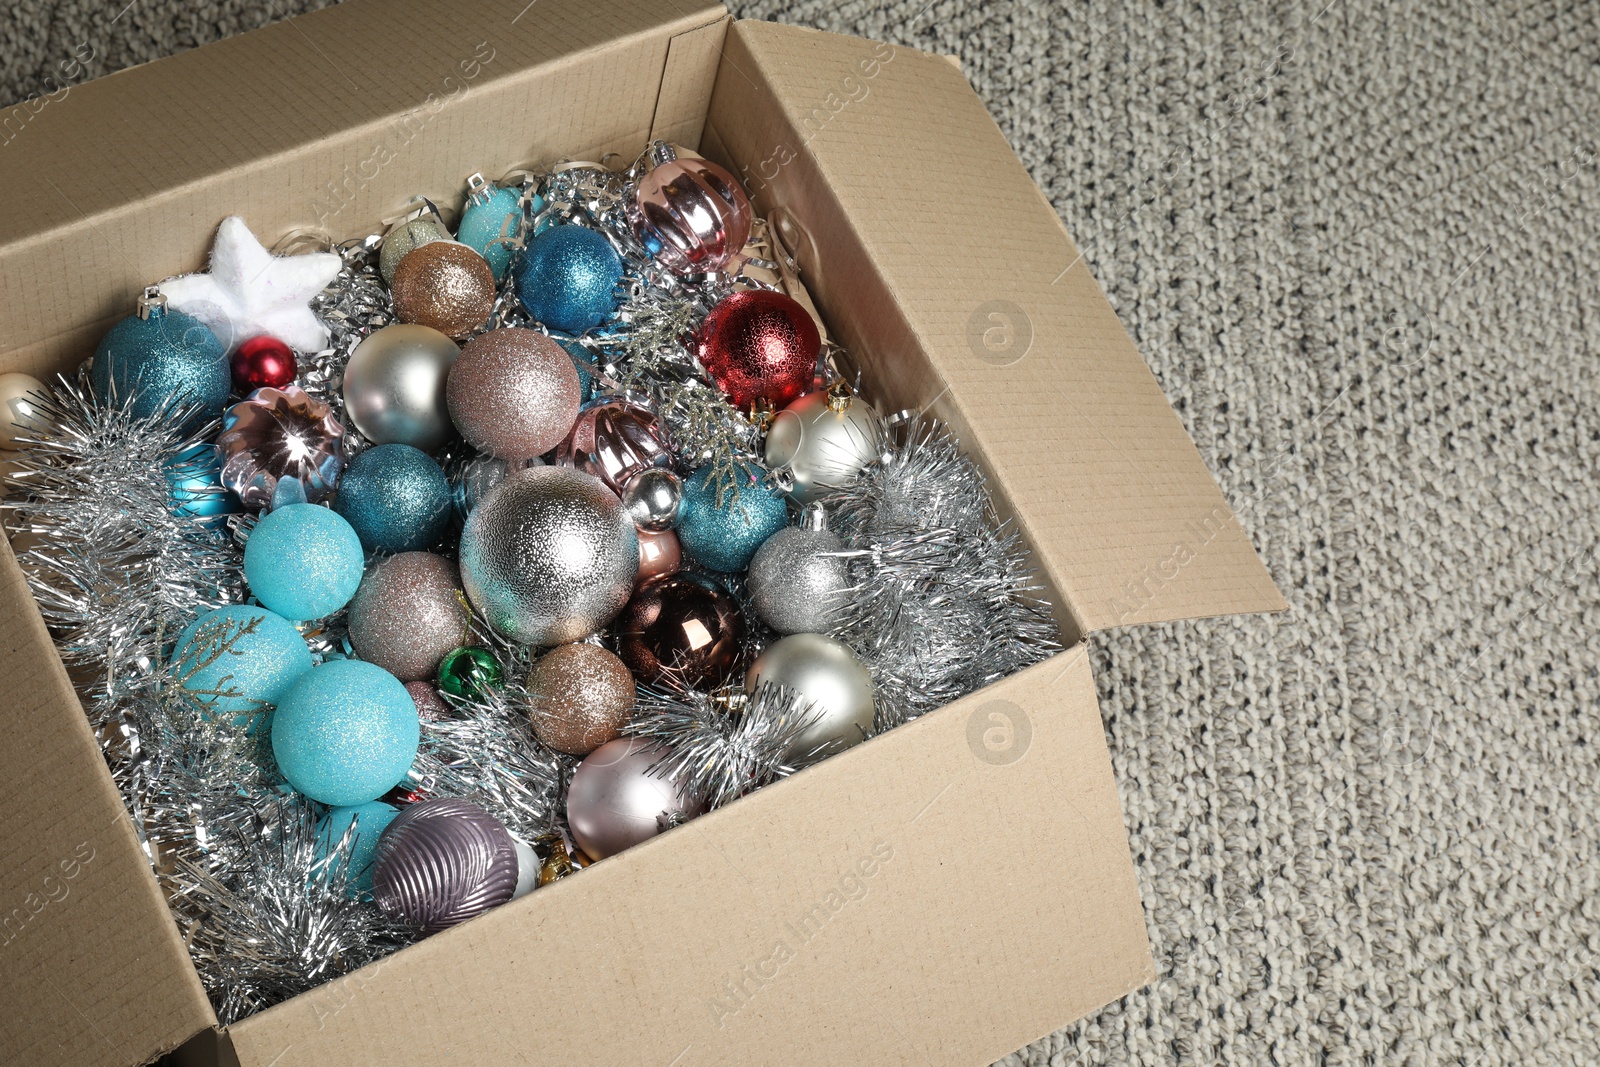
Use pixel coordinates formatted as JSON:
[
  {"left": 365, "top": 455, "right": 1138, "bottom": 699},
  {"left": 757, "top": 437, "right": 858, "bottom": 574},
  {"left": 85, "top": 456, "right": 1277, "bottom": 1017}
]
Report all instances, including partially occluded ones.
[
  {"left": 458, "top": 466, "right": 639, "bottom": 646},
  {"left": 446, "top": 328, "right": 582, "bottom": 461},
  {"left": 526, "top": 642, "right": 636, "bottom": 755},
  {"left": 405, "top": 680, "right": 450, "bottom": 722},
  {"left": 565, "top": 738, "right": 706, "bottom": 860},
  {"left": 391, "top": 241, "right": 497, "bottom": 340},
  {"left": 371, "top": 798, "right": 520, "bottom": 934},
  {"left": 379, "top": 218, "right": 448, "bottom": 284},
  {"left": 347, "top": 552, "right": 471, "bottom": 682}
]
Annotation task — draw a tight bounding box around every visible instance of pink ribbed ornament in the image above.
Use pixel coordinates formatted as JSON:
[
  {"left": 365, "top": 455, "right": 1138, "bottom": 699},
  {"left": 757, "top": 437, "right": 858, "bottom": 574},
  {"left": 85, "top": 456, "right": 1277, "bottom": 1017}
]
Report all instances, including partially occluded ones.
[
  {"left": 371, "top": 798, "right": 519, "bottom": 934},
  {"left": 629, "top": 145, "right": 752, "bottom": 275},
  {"left": 217, "top": 384, "right": 346, "bottom": 508},
  {"left": 552, "top": 399, "right": 672, "bottom": 495}
]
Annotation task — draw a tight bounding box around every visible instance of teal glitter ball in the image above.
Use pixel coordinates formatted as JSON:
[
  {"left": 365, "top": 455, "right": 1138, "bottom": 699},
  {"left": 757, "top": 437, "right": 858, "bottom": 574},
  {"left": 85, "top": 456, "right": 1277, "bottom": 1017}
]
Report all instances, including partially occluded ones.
[
  {"left": 334, "top": 444, "right": 453, "bottom": 554},
  {"left": 676, "top": 462, "right": 790, "bottom": 573},
  {"left": 90, "top": 302, "right": 228, "bottom": 425},
  {"left": 243, "top": 503, "right": 365, "bottom": 621},
  {"left": 314, "top": 800, "right": 400, "bottom": 898},
  {"left": 170, "top": 604, "right": 313, "bottom": 734},
  {"left": 272, "top": 659, "right": 420, "bottom": 806},
  {"left": 513, "top": 225, "right": 623, "bottom": 334},
  {"left": 558, "top": 339, "right": 596, "bottom": 402},
  {"left": 457, "top": 185, "right": 523, "bottom": 282}
]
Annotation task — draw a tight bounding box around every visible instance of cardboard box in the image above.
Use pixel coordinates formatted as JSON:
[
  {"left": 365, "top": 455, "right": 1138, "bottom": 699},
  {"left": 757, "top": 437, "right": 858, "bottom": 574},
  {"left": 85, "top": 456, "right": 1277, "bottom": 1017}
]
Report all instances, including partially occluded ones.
[{"left": 0, "top": 2, "right": 1284, "bottom": 1065}]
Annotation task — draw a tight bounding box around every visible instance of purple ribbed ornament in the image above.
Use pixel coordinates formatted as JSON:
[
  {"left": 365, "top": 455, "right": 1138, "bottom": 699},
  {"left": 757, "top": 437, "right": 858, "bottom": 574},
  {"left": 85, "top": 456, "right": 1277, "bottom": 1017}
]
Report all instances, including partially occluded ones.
[{"left": 371, "top": 798, "right": 519, "bottom": 934}]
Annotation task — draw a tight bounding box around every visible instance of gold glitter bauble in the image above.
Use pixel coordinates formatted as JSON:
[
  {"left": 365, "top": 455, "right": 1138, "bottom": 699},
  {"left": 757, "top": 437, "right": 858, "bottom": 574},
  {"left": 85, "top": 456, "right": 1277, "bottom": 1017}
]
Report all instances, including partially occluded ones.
[
  {"left": 391, "top": 241, "right": 496, "bottom": 340},
  {"left": 526, "top": 642, "right": 636, "bottom": 756}
]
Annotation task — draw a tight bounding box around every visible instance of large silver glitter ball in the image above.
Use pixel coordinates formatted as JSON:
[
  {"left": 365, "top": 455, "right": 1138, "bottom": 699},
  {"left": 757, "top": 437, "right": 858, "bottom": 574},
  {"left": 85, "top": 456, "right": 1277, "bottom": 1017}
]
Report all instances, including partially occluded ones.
[
  {"left": 459, "top": 466, "right": 639, "bottom": 646},
  {"left": 747, "top": 633, "right": 875, "bottom": 766},
  {"left": 747, "top": 525, "right": 851, "bottom": 634},
  {"left": 343, "top": 323, "right": 459, "bottom": 451}
]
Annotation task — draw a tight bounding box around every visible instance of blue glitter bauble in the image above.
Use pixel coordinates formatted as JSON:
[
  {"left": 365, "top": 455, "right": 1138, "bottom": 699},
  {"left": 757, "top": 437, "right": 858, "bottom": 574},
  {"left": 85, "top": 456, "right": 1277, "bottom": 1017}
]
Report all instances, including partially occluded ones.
[
  {"left": 167, "top": 443, "right": 241, "bottom": 526},
  {"left": 513, "top": 225, "right": 623, "bottom": 333},
  {"left": 334, "top": 443, "right": 453, "bottom": 554},
  {"left": 676, "top": 462, "right": 790, "bottom": 573},
  {"left": 170, "top": 604, "right": 313, "bottom": 734},
  {"left": 456, "top": 185, "right": 523, "bottom": 281},
  {"left": 90, "top": 304, "right": 228, "bottom": 425},
  {"left": 243, "top": 503, "right": 365, "bottom": 621},
  {"left": 314, "top": 800, "right": 400, "bottom": 897},
  {"left": 272, "top": 659, "right": 419, "bottom": 806},
  {"left": 558, "top": 339, "right": 596, "bottom": 402}
]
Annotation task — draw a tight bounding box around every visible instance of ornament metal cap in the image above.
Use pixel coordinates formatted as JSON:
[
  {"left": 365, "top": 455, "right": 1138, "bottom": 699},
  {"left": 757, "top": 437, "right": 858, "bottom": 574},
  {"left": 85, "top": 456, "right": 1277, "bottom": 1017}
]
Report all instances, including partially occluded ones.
[
  {"left": 647, "top": 140, "right": 679, "bottom": 167},
  {"left": 137, "top": 285, "right": 167, "bottom": 320},
  {"left": 464, "top": 171, "right": 494, "bottom": 207},
  {"left": 800, "top": 502, "right": 829, "bottom": 531}
]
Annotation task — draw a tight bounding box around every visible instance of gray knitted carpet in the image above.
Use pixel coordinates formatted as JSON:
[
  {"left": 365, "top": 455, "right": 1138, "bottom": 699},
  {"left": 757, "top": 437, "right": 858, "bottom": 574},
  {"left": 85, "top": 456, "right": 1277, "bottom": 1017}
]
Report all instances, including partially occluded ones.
[{"left": 6, "top": 2, "right": 1598, "bottom": 1064}]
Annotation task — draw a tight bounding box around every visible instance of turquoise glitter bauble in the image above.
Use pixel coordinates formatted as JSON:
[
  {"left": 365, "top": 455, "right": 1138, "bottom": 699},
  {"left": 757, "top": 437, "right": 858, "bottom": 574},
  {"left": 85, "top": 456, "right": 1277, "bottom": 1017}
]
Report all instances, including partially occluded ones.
[
  {"left": 90, "top": 296, "right": 228, "bottom": 425},
  {"left": 272, "top": 659, "right": 420, "bottom": 806},
  {"left": 676, "top": 462, "right": 790, "bottom": 573},
  {"left": 456, "top": 184, "right": 522, "bottom": 282},
  {"left": 558, "top": 339, "right": 596, "bottom": 402},
  {"left": 167, "top": 443, "right": 241, "bottom": 526},
  {"left": 243, "top": 503, "right": 365, "bottom": 621},
  {"left": 314, "top": 800, "right": 400, "bottom": 897},
  {"left": 170, "top": 604, "right": 313, "bottom": 734},
  {"left": 513, "top": 225, "right": 623, "bottom": 334},
  {"left": 334, "top": 444, "right": 453, "bottom": 554}
]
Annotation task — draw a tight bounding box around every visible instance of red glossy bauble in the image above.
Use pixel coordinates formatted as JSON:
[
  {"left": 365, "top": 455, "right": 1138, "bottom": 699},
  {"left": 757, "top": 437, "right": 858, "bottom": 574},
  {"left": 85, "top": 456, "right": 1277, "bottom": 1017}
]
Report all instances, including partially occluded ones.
[
  {"left": 693, "top": 290, "right": 820, "bottom": 411},
  {"left": 231, "top": 335, "right": 298, "bottom": 392},
  {"left": 614, "top": 572, "right": 745, "bottom": 690}
]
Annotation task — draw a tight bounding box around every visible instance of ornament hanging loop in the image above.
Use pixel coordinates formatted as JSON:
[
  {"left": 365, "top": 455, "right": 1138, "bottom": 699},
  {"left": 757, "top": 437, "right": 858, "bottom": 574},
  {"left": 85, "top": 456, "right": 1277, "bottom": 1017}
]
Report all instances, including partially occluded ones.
[{"left": 137, "top": 286, "right": 167, "bottom": 320}]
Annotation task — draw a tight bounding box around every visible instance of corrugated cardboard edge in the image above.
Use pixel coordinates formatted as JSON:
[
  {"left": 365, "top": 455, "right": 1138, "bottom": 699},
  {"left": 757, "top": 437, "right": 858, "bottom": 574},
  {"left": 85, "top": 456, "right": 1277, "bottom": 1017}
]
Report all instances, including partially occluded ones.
[
  {"left": 0, "top": 537, "right": 216, "bottom": 1067},
  {"left": 226, "top": 650, "right": 1153, "bottom": 1067},
  {"left": 702, "top": 22, "right": 1288, "bottom": 639},
  {"left": 647, "top": 14, "right": 732, "bottom": 146}
]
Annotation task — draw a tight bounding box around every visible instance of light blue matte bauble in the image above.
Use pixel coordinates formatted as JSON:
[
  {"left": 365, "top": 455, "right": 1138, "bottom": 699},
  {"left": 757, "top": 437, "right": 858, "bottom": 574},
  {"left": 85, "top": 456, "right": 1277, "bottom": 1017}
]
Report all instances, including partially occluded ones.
[
  {"left": 558, "top": 339, "right": 596, "bottom": 402},
  {"left": 90, "top": 298, "right": 228, "bottom": 426},
  {"left": 513, "top": 225, "right": 623, "bottom": 334},
  {"left": 167, "top": 443, "right": 241, "bottom": 526},
  {"left": 334, "top": 444, "right": 453, "bottom": 554},
  {"left": 676, "top": 462, "right": 790, "bottom": 573},
  {"left": 243, "top": 503, "right": 365, "bottom": 621},
  {"left": 314, "top": 800, "right": 400, "bottom": 897},
  {"left": 170, "top": 604, "right": 313, "bottom": 734},
  {"left": 456, "top": 185, "right": 523, "bottom": 282},
  {"left": 272, "top": 659, "right": 419, "bottom": 806}
]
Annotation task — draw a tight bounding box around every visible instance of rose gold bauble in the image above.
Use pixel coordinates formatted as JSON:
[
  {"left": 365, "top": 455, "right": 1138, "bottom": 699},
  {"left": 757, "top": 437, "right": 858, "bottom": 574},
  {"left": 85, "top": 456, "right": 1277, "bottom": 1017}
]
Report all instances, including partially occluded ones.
[
  {"left": 565, "top": 738, "right": 705, "bottom": 860},
  {"left": 525, "top": 643, "right": 636, "bottom": 756},
  {"left": 552, "top": 399, "right": 672, "bottom": 495},
  {"left": 615, "top": 572, "right": 745, "bottom": 689},
  {"left": 347, "top": 552, "right": 471, "bottom": 682},
  {"left": 391, "top": 241, "right": 497, "bottom": 340},
  {"left": 630, "top": 153, "right": 753, "bottom": 275},
  {"left": 405, "top": 681, "right": 450, "bottom": 722},
  {"left": 447, "top": 328, "right": 582, "bottom": 461},
  {"left": 636, "top": 527, "right": 682, "bottom": 585}
]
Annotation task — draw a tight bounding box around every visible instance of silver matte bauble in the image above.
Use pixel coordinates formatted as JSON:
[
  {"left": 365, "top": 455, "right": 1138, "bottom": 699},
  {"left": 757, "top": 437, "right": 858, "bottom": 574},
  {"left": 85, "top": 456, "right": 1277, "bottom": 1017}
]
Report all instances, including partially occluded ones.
[
  {"left": 343, "top": 324, "right": 459, "bottom": 451},
  {"left": 621, "top": 467, "right": 682, "bottom": 532},
  {"left": 565, "top": 737, "right": 705, "bottom": 860},
  {"left": 746, "top": 633, "right": 874, "bottom": 766},
  {"left": 763, "top": 384, "right": 885, "bottom": 503},
  {"left": 458, "top": 466, "right": 639, "bottom": 646},
  {"left": 747, "top": 525, "right": 851, "bottom": 634}
]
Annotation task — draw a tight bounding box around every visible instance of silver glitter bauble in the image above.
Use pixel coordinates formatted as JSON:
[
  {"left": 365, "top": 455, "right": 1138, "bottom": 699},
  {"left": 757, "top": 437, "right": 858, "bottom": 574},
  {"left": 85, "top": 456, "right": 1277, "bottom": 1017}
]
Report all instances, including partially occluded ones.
[
  {"left": 347, "top": 552, "right": 471, "bottom": 682},
  {"left": 747, "top": 525, "right": 850, "bottom": 634},
  {"left": 565, "top": 737, "right": 705, "bottom": 860},
  {"left": 458, "top": 466, "right": 639, "bottom": 646},
  {"left": 746, "top": 633, "right": 874, "bottom": 766},
  {"left": 764, "top": 384, "right": 886, "bottom": 503},
  {"left": 621, "top": 467, "right": 682, "bottom": 532},
  {"left": 343, "top": 324, "right": 459, "bottom": 451}
]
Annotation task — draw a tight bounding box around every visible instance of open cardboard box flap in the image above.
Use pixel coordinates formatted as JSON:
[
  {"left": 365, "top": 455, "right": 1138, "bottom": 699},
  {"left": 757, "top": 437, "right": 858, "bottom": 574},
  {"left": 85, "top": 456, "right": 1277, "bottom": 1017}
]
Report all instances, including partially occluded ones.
[{"left": 0, "top": 3, "right": 1282, "bottom": 1066}]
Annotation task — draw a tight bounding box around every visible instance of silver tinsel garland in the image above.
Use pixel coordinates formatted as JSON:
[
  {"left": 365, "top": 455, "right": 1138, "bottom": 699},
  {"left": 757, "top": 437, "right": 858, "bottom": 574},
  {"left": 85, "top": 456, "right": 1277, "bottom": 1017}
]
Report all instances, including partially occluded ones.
[
  {"left": 626, "top": 682, "right": 821, "bottom": 809},
  {"left": 819, "top": 421, "right": 1061, "bottom": 729}
]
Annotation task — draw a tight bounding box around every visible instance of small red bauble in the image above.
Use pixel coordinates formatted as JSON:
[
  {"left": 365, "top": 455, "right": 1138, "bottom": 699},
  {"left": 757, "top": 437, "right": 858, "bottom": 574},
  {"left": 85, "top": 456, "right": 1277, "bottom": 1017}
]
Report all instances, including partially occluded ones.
[
  {"left": 693, "top": 289, "right": 820, "bottom": 410},
  {"left": 231, "top": 335, "right": 297, "bottom": 392}
]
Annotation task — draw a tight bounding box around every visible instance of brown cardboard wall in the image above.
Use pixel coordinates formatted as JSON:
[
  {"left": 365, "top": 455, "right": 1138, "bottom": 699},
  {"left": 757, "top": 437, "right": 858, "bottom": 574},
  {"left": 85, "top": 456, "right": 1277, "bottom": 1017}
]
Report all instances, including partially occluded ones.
[
  {"left": 0, "top": 538, "right": 215, "bottom": 1067},
  {"left": 702, "top": 22, "right": 1286, "bottom": 637},
  {"left": 226, "top": 649, "right": 1151, "bottom": 1067}
]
